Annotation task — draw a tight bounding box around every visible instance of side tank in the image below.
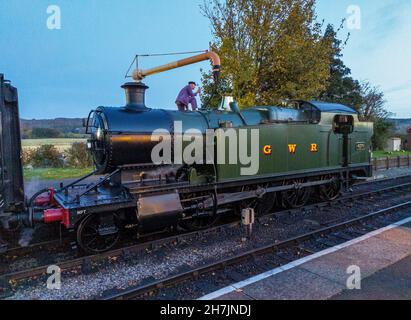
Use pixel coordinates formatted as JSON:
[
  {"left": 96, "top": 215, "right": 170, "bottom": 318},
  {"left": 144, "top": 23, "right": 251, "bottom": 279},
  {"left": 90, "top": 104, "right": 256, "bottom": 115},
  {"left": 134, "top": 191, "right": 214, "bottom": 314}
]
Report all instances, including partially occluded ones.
[{"left": 0, "top": 74, "right": 25, "bottom": 214}]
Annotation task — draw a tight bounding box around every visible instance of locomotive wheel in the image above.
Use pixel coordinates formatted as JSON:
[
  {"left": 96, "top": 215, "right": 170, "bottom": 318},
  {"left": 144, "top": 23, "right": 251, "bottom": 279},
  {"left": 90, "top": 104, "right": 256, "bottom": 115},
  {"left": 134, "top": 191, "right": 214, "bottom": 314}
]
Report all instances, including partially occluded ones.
[
  {"left": 239, "top": 185, "right": 276, "bottom": 216},
  {"left": 179, "top": 192, "right": 219, "bottom": 231},
  {"left": 77, "top": 213, "right": 121, "bottom": 254},
  {"left": 319, "top": 175, "right": 341, "bottom": 201},
  {"left": 281, "top": 179, "right": 312, "bottom": 209}
]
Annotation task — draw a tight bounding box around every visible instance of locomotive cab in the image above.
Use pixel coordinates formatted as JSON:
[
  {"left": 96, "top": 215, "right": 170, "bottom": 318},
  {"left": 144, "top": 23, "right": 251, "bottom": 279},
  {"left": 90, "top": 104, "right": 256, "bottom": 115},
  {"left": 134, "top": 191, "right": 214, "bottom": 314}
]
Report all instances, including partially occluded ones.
[{"left": 334, "top": 114, "right": 355, "bottom": 134}]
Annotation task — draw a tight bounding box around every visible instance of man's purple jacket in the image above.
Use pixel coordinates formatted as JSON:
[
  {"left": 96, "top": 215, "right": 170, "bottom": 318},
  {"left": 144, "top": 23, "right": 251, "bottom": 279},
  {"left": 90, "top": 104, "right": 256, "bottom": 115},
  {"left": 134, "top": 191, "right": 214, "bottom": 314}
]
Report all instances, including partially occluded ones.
[{"left": 175, "top": 85, "right": 198, "bottom": 108}]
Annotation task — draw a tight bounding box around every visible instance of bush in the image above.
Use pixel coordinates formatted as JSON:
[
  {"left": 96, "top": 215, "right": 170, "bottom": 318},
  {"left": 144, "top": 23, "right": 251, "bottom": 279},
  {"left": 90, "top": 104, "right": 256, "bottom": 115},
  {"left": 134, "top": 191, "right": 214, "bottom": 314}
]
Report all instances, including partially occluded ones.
[
  {"left": 372, "top": 119, "right": 392, "bottom": 151},
  {"left": 31, "top": 145, "right": 64, "bottom": 168},
  {"left": 22, "top": 149, "right": 36, "bottom": 167},
  {"left": 66, "top": 142, "right": 93, "bottom": 168},
  {"left": 21, "top": 128, "right": 33, "bottom": 139}
]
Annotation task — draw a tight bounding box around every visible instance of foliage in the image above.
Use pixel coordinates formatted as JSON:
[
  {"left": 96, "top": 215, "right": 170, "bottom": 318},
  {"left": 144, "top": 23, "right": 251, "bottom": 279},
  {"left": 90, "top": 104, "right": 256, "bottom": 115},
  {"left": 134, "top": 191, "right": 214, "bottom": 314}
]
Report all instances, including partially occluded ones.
[
  {"left": 357, "top": 82, "right": 393, "bottom": 150},
  {"left": 31, "top": 127, "right": 62, "bottom": 139},
  {"left": 201, "top": 3, "right": 393, "bottom": 151},
  {"left": 22, "top": 141, "right": 94, "bottom": 181},
  {"left": 21, "top": 128, "right": 32, "bottom": 139},
  {"left": 21, "top": 128, "right": 87, "bottom": 139},
  {"left": 66, "top": 142, "right": 93, "bottom": 168},
  {"left": 201, "top": 70, "right": 233, "bottom": 108},
  {"left": 29, "top": 145, "right": 64, "bottom": 168},
  {"left": 200, "top": 0, "right": 334, "bottom": 108},
  {"left": 22, "top": 148, "right": 36, "bottom": 166},
  {"left": 358, "top": 82, "right": 391, "bottom": 119},
  {"left": 371, "top": 119, "right": 392, "bottom": 150},
  {"left": 319, "top": 24, "right": 363, "bottom": 109},
  {"left": 318, "top": 24, "right": 392, "bottom": 150}
]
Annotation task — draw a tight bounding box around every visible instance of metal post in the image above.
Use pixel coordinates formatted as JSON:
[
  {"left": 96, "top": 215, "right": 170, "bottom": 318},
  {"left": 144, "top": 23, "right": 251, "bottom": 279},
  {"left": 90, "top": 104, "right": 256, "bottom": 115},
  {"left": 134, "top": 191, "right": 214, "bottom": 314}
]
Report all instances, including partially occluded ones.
[{"left": 241, "top": 208, "right": 255, "bottom": 241}]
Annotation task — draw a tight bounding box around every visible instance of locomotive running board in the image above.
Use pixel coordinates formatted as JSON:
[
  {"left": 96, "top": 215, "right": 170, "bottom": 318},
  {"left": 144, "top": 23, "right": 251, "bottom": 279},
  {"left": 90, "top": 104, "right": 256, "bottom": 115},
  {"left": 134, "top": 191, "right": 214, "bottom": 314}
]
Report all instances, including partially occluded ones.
[{"left": 206, "top": 178, "right": 335, "bottom": 208}]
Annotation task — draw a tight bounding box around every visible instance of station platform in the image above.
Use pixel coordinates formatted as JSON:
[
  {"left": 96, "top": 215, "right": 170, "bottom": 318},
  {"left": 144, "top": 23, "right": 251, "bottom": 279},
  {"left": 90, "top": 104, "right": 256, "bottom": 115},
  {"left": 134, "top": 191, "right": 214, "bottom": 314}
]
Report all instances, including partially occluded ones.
[{"left": 200, "top": 217, "right": 411, "bottom": 300}]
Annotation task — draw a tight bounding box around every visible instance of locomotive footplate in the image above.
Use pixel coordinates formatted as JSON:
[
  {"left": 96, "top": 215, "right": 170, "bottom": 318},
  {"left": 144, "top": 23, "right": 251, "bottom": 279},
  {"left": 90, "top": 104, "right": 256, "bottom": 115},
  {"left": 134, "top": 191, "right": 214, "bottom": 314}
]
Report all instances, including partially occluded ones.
[{"left": 45, "top": 173, "right": 135, "bottom": 229}]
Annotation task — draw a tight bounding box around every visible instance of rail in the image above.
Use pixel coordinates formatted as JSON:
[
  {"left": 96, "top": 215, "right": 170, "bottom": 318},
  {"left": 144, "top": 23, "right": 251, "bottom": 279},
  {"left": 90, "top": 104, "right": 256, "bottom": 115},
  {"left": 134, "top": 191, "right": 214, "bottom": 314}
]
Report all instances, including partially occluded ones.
[
  {"left": 103, "top": 199, "right": 411, "bottom": 300},
  {"left": 2, "top": 177, "right": 411, "bottom": 298}
]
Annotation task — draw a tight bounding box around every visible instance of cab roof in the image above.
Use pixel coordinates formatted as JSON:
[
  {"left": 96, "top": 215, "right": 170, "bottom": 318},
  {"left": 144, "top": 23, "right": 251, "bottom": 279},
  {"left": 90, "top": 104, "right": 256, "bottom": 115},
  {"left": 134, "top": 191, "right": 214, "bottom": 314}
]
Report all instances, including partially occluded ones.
[{"left": 309, "top": 101, "right": 357, "bottom": 114}]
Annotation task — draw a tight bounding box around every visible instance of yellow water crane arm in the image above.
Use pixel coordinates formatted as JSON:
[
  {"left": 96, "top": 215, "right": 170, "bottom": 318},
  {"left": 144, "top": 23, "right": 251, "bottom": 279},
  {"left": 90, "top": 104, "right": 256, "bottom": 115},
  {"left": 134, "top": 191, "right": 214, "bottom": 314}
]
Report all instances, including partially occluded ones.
[{"left": 132, "top": 51, "right": 221, "bottom": 83}]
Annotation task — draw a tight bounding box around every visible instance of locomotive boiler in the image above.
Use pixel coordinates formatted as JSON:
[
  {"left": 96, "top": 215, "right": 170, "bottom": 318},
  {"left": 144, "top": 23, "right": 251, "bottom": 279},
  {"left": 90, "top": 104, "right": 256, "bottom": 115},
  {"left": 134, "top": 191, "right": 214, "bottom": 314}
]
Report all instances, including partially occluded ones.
[{"left": 0, "top": 51, "right": 374, "bottom": 254}]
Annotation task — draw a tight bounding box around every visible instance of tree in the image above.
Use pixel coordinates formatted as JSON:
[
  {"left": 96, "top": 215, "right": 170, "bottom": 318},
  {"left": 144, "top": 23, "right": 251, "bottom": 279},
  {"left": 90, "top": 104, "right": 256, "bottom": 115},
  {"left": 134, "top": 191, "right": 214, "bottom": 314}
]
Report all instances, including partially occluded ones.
[
  {"left": 66, "top": 142, "right": 93, "bottom": 168},
  {"left": 358, "top": 82, "right": 393, "bottom": 150},
  {"left": 318, "top": 24, "right": 392, "bottom": 150},
  {"left": 200, "top": 68, "right": 233, "bottom": 108},
  {"left": 31, "top": 145, "right": 64, "bottom": 168},
  {"left": 31, "top": 127, "right": 62, "bottom": 139},
  {"left": 201, "top": 0, "right": 333, "bottom": 108},
  {"left": 319, "top": 24, "right": 363, "bottom": 109}
]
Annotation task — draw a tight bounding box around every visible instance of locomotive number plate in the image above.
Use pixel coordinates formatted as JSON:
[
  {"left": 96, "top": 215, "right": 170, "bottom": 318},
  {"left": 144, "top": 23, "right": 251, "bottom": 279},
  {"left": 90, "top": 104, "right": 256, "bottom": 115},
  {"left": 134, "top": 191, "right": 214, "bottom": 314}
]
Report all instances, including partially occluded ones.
[{"left": 355, "top": 142, "right": 366, "bottom": 151}]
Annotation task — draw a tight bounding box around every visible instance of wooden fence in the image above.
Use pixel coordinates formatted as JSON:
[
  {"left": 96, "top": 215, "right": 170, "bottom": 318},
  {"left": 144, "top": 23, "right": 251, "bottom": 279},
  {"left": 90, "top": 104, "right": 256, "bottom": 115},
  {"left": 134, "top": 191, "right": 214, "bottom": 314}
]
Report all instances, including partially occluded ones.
[{"left": 372, "top": 155, "right": 411, "bottom": 171}]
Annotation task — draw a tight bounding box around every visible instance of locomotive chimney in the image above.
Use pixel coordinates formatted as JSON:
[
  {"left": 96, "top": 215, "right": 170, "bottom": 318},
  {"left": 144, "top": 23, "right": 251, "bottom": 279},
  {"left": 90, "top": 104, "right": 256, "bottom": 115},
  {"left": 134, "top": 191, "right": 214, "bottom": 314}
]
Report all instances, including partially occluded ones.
[{"left": 121, "top": 82, "right": 149, "bottom": 111}]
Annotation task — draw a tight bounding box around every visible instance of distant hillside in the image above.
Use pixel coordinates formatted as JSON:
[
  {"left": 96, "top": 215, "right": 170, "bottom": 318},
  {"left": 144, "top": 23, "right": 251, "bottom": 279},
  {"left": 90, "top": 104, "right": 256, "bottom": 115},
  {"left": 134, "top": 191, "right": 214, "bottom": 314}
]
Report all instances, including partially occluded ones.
[
  {"left": 20, "top": 118, "right": 86, "bottom": 139},
  {"left": 20, "top": 118, "right": 85, "bottom": 134},
  {"left": 388, "top": 118, "right": 411, "bottom": 135}
]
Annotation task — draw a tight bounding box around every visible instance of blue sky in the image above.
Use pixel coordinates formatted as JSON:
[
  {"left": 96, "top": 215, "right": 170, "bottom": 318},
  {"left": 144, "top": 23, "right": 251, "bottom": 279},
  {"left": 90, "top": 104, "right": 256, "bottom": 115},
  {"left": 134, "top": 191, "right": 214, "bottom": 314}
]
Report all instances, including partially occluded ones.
[{"left": 0, "top": 0, "right": 410, "bottom": 119}]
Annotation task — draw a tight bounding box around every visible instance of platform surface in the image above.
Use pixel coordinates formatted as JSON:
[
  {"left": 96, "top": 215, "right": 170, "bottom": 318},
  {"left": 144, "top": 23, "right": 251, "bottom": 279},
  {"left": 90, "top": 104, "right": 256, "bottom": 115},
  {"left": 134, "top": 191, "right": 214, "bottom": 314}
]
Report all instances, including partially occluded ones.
[{"left": 200, "top": 218, "right": 411, "bottom": 300}]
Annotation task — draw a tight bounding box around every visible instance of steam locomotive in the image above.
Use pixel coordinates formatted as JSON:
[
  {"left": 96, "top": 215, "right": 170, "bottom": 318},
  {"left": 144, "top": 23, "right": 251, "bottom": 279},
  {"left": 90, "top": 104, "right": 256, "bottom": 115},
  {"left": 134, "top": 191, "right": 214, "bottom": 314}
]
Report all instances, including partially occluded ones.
[{"left": 0, "top": 53, "right": 373, "bottom": 254}]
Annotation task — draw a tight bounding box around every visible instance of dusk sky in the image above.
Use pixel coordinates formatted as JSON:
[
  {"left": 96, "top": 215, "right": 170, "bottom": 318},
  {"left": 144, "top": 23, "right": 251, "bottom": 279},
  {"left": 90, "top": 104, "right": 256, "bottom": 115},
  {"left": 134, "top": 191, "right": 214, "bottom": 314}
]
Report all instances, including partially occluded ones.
[{"left": 0, "top": 0, "right": 410, "bottom": 119}]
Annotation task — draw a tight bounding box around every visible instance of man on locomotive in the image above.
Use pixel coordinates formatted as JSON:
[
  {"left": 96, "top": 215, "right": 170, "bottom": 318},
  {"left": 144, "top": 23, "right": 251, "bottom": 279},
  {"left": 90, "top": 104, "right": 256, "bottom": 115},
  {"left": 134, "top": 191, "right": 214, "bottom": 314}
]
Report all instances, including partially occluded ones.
[{"left": 175, "top": 81, "right": 200, "bottom": 111}]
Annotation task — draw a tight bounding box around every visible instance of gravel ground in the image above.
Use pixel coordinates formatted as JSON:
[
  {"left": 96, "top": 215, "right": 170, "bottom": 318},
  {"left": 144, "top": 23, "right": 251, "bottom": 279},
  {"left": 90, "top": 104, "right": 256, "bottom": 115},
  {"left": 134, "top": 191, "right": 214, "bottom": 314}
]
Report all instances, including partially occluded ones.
[
  {"left": 369, "top": 166, "right": 411, "bottom": 180},
  {"left": 6, "top": 182, "right": 411, "bottom": 300},
  {"left": 150, "top": 209, "right": 411, "bottom": 300}
]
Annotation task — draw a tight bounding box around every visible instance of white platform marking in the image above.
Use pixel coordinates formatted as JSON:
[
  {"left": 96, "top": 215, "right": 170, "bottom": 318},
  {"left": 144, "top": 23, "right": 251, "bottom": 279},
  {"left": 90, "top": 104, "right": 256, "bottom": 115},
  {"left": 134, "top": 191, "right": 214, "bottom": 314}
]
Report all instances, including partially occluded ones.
[{"left": 199, "top": 216, "right": 411, "bottom": 300}]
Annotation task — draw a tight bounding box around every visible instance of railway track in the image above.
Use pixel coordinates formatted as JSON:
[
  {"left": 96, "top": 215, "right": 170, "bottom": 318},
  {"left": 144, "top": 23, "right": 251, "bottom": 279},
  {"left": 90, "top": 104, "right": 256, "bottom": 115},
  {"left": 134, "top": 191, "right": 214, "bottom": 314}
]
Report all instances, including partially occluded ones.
[
  {"left": 3, "top": 173, "right": 410, "bottom": 259},
  {"left": 1, "top": 176, "right": 410, "bottom": 299},
  {"left": 103, "top": 200, "right": 411, "bottom": 300}
]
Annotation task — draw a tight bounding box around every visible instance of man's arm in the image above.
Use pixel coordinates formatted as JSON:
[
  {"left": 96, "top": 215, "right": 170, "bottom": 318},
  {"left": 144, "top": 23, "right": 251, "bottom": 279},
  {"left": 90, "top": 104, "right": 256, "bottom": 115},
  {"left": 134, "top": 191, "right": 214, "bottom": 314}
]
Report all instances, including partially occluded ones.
[{"left": 186, "top": 86, "right": 201, "bottom": 97}]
